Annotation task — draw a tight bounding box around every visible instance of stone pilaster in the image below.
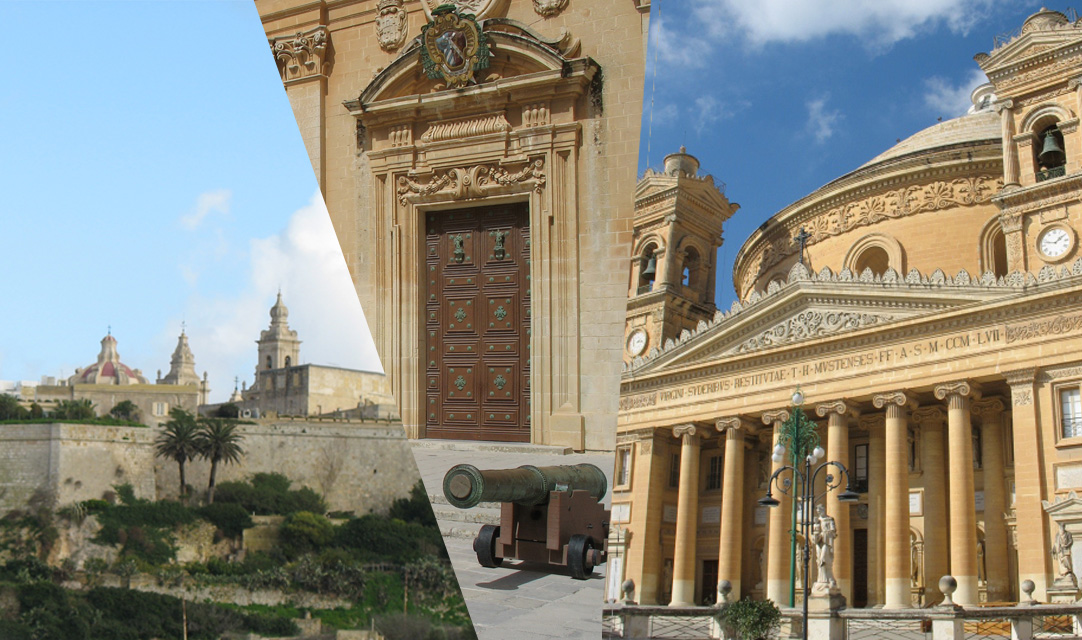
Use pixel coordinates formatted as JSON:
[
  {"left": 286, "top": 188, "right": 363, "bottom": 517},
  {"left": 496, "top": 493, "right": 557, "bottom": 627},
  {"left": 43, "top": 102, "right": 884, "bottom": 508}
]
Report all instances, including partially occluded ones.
[
  {"left": 762, "top": 409, "right": 791, "bottom": 606},
  {"left": 996, "top": 99, "right": 1018, "bottom": 187},
  {"left": 716, "top": 416, "right": 753, "bottom": 599},
  {"left": 1005, "top": 368, "right": 1050, "bottom": 601},
  {"left": 934, "top": 380, "right": 982, "bottom": 605},
  {"left": 873, "top": 391, "right": 919, "bottom": 608},
  {"left": 816, "top": 400, "right": 859, "bottom": 603},
  {"left": 913, "top": 405, "right": 949, "bottom": 604},
  {"left": 973, "top": 396, "right": 1010, "bottom": 602},
  {"left": 670, "top": 424, "right": 701, "bottom": 606}
]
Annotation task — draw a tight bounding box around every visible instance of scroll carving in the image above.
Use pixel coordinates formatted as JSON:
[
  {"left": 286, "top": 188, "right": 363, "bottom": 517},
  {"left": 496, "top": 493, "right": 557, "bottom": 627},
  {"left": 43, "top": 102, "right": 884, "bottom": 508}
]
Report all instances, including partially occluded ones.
[
  {"left": 872, "top": 391, "right": 918, "bottom": 409},
  {"left": 933, "top": 380, "right": 980, "bottom": 401},
  {"left": 396, "top": 159, "right": 546, "bottom": 204}
]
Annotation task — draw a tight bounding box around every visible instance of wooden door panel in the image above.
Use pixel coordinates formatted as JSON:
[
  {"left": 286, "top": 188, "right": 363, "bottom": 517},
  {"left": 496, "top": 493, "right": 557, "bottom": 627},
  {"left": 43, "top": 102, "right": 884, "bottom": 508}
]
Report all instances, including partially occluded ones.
[{"left": 426, "top": 203, "right": 530, "bottom": 442}]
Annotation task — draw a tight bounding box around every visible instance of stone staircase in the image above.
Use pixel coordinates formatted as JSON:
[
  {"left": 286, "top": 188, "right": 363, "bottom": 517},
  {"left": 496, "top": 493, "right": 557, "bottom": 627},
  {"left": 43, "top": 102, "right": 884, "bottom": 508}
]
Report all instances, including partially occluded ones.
[{"left": 429, "top": 492, "right": 502, "bottom": 541}]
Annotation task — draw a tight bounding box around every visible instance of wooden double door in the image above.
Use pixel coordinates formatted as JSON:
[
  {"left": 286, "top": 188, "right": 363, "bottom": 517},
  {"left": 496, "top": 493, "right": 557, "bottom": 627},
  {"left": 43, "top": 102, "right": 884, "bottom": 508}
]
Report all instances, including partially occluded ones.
[{"left": 424, "top": 203, "right": 531, "bottom": 442}]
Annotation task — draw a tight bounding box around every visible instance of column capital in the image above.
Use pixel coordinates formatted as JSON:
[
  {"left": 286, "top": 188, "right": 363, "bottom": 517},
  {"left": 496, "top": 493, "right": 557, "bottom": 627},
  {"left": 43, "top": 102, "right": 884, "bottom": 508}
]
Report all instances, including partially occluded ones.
[
  {"left": 912, "top": 405, "right": 947, "bottom": 425},
  {"left": 972, "top": 396, "right": 1008, "bottom": 419},
  {"left": 1071, "top": 77, "right": 1082, "bottom": 91},
  {"left": 673, "top": 424, "right": 698, "bottom": 441},
  {"left": 994, "top": 98, "right": 1015, "bottom": 113},
  {"left": 716, "top": 416, "right": 756, "bottom": 435},
  {"left": 857, "top": 413, "right": 884, "bottom": 431},
  {"left": 872, "top": 391, "right": 919, "bottom": 410},
  {"left": 1003, "top": 367, "right": 1038, "bottom": 387},
  {"left": 761, "top": 409, "right": 790, "bottom": 426},
  {"left": 815, "top": 400, "right": 860, "bottom": 419},
  {"left": 933, "top": 380, "right": 982, "bottom": 401}
]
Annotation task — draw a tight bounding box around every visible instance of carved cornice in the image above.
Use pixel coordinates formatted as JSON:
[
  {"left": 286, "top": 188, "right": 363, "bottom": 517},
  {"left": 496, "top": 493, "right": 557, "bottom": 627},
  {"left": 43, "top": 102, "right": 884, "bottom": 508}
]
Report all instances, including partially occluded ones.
[
  {"left": 911, "top": 406, "right": 947, "bottom": 425},
  {"left": 1003, "top": 367, "right": 1038, "bottom": 386},
  {"left": 396, "top": 159, "right": 545, "bottom": 205},
  {"left": 730, "top": 310, "right": 892, "bottom": 355},
  {"left": 270, "top": 26, "right": 330, "bottom": 83},
  {"left": 872, "top": 391, "right": 919, "bottom": 410},
  {"left": 420, "top": 113, "right": 513, "bottom": 143},
  {"left": 1016, "top": 85, "right": 1075, "bottom": 107},
  {"left": 741, "top": 175, "right": 1001, "bottom": 292},
  {"left": 995, "top": 54, "right": 1082, "bottom": 92},
  {"left": 933, "top": 380, "right": 982, "bottom": 401},
  {"left": 1039, "top": 363, "right": 1082, "bottom": 381},
  {"left": 972, "top": 396, "right": 1008, "bottom": 418},
  {"left": 761, "top": 410, "right": 789, "bottom": 426},
  {"left": 994, "top": 174, "right": 1082, "bottom": 216}
]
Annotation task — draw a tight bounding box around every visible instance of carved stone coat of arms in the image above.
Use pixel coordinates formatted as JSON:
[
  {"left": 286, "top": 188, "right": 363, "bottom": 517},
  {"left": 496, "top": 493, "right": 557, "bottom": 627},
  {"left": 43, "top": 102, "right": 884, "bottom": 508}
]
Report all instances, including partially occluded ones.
[
  {"left": 420, "top": 5, "right": 490, "bottom": 88},
  {"left": 375, "top": 0, "right": 407, "bottom": 52}
]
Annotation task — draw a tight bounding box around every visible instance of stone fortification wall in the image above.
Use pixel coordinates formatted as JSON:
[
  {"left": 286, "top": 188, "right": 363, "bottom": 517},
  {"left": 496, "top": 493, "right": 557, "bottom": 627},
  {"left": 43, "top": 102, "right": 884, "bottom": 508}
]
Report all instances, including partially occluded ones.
[
  {"left": 155, "top": 420, "right": 417, "bottom": 514},
  {"left": 0, "top": 423, "right": 156, "bottom": 513}
]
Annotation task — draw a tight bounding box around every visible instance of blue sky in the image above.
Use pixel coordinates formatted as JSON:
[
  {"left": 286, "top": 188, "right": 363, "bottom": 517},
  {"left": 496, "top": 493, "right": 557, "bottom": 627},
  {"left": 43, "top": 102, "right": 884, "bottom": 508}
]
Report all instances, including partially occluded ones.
[
  {"left": 0, "top": 1, "right": 380, "bottom": 401},
  {"left": 640, "top": 0, "right": 1050, "bottom": 307}
]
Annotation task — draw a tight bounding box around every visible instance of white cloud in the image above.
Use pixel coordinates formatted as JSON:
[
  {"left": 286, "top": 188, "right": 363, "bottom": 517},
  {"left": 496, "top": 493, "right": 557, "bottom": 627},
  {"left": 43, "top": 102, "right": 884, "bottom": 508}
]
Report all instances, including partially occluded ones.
[
  {"left": 180, "top": 189, "right": 231, "bottom": 230},
  {"left": 692, "top": 0, "right": 996, "bottom": 49},
  {"left": 694, "top": 96, "right": 729, "bottom": 134},
  {"left": 173, "top": 192, "right": 383, "bottom": 402},
  {"left": 806, "top": 96, "right": 842, "bottom": 143},
  {"left": 923, "top": 68, "right": 989, "bottom": 117},
  {"left": 649, "top": 15, "right": 712, "bottom": 68}
]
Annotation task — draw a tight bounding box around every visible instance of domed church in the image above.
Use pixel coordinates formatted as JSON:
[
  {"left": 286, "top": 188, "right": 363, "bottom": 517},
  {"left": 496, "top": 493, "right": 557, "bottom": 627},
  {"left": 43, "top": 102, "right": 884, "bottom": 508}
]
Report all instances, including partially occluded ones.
[{"left": 614, "top": 8, "right": 1082, "bottom": 609}]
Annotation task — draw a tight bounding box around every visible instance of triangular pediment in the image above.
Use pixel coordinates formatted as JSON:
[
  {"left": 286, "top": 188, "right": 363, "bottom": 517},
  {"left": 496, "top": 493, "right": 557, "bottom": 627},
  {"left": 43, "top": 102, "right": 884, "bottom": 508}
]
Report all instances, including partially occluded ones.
[
  {"left": 624, "top": 260, "right": 1082, "bottom": 376},
  {"left": 977, "top": 11, "right": 1082, "bottom": 90}
]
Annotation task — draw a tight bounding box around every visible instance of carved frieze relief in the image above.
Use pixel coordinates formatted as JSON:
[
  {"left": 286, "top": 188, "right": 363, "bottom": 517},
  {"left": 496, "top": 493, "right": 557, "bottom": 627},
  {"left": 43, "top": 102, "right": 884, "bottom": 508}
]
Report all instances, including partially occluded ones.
[
  {"left": 744, "top": 175, "right": 1001, "bottom": 292},
  {"left": 730, "top": 310, "right": 892, "bottom": 355},
  {"left": 1006, "top": 310, "right": 1082, "bottom": 344},
  {"left": 396, "top": 159, "right": 546, "bottom": 205},
  {"left": 419, "top": 113, "right": 512, "bottom": 143},
  {"left": 270, "top": 27, "right": 330, "bottom": 82}
]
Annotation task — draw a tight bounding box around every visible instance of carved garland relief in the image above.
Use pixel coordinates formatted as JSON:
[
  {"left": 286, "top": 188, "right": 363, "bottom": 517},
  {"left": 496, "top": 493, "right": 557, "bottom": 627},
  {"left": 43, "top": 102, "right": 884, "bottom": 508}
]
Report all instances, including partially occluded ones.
[
  {"left": 740, "top": 175, "right": 1002, "bottom": 297},
  {"left": 397, "top": 159, "right": 546, "bottom": 205}
]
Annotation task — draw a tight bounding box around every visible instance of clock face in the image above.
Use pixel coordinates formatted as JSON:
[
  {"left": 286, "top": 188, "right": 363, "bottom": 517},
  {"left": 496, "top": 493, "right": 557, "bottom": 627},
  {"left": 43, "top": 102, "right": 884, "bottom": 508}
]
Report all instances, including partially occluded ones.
[
  {"left": 1040, "top": 227, "right": 1072, "bottom": 259},
  {"left": 627, "top": 329, "right": 648, "bottom": 356}
]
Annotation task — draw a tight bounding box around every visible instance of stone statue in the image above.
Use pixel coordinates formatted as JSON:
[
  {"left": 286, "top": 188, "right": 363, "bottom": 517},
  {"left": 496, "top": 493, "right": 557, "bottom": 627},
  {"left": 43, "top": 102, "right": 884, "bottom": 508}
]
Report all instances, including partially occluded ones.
[
  {"left": 813, "top": 504, "right": 837, "bottom": 590},
  {"left": 1054, "top": 523, "right": 1075, "bottom": 581}
]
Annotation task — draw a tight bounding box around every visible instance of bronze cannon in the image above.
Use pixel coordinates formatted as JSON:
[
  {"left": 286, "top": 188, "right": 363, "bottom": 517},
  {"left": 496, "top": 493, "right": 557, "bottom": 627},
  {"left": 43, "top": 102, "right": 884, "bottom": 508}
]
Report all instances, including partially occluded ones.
[{"left": 443, "top": 463, "right": 610, "bottom": 579}]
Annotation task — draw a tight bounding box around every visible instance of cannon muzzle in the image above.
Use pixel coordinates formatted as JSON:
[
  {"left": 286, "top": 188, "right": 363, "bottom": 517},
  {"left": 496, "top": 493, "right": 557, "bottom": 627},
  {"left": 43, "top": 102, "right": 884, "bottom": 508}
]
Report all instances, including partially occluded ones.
[{"left": 443, "top": 463, "right": 608, "bottom": 509}]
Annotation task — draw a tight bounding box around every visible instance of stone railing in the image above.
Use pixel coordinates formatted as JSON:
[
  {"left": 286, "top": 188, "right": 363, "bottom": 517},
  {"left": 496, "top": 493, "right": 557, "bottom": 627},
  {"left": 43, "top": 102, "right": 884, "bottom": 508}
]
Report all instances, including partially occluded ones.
[{"left": 603, "top": 578, "right": 1082, "bottom": 640}]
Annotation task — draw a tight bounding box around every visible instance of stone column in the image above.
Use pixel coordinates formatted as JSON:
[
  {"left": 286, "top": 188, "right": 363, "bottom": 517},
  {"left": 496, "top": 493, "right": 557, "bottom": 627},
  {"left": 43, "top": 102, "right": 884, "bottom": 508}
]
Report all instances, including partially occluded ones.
[
  {"left": 816, "top": 400, "right": 858, "bottom": 603},
  {"left": 935, "top": 380, "right": 981, "bottom": 605},
  {"left": 859, "top": 413, "right": 886, "bottom": 606},
  {"left": 873, "top": 391, "right": 919, "bottom": 608},
  {"left": 762, "top": 409, "right": 791, "bottom": 606},
  {"left": 716, "top": 416, "right": 752, "bottom": 599},
  {"left": 670, "top": 424, "right": 701, "bottom": 606},
  {"left": 974, "top": 397, "right": 1010, "bottom": 602},
  {"left": 913, "top": 406, "right": 949, "bottom": 604},
  {"left": 1005, "top": 368, "right": 1050, "bottom": 601},
  {"left": 996, "top": 99, "right": 1018, "bottom": 187}
]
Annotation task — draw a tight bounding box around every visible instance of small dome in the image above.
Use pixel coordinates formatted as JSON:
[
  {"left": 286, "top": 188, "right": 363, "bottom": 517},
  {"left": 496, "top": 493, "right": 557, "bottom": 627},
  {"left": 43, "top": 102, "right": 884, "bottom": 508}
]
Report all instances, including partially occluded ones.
[
  {"left": 1021, "top": 8, "right": 1070, "bottom": 35},
  {"left": 663, "top": 146, "right": 700, "bottom": 177},
  {"left": 270, "top": 292, "right": 289, "bottom": 323},
  {"left": 71, "top": 334, "right": 149, "bottom": 386}
]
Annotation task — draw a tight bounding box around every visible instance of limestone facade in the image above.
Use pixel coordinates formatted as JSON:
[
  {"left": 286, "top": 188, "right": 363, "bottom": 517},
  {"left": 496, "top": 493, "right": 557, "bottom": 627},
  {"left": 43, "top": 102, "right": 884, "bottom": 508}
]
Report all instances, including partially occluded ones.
[
  {"left": 613, "top": 9, "right": 1082, "bottom": 608},
  {"left": 256, "top": 0, "right": 649, "bottom": 450}
]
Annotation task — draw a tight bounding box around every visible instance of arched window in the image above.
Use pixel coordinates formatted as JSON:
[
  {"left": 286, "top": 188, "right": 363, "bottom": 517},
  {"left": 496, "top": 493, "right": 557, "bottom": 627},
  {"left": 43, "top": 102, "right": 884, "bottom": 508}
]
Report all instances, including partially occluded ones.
[
  {"left": 979, "top": 217, "right": 1009, "bottom": 278},
  {"left": 854, "top": 246, "right": 890, "bottom": 276},
  {"left": 637, "top": 244, "right": 658, "bottom": 293},
  {"left": 1036, "top": 124, "right": 1067, "bottom": 182},
  {"left": 681, "top": 247, "right": 701, "bottom": 288},
  {"left": 265, "top": 355, "right": 272, "bottom": 370},
  {"left": 284, "top": 356, "right": 292, "bottom": 367}
]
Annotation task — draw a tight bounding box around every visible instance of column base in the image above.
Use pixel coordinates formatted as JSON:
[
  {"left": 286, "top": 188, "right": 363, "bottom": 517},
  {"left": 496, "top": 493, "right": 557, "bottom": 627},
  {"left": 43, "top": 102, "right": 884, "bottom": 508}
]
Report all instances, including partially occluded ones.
[
  {"left": 766, "top": 579, "right": 789, "bottom": 606},
  {"left": 884, "top": 578, "right": 912, "bottom": 608},
  {"left": 669, "top": 579, "right": 695, "bottom": 607},
  {"left": 953, "top": 575, "right": 979, "bottom": 606}
]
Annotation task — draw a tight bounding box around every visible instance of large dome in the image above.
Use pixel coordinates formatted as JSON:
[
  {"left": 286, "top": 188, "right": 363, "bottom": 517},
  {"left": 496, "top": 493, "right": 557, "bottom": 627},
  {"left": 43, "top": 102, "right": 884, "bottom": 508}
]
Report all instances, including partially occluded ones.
[
  {"left": 70, "top": 334, "right": 149, "bottom": 385},
  {"left": 860, "top": 108, "right": 1000, "bottom": 169}
]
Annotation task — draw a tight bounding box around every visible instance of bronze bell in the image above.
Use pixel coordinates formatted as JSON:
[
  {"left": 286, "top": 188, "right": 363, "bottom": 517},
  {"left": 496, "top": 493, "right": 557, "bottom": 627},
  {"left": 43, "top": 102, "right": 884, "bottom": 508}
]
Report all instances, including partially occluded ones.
[
  {"left": 641, "top": 255, "right": 657, "bottom": 279},
  {"left": 1039, "top": 129, "right": 1066, "bottom": 168}
]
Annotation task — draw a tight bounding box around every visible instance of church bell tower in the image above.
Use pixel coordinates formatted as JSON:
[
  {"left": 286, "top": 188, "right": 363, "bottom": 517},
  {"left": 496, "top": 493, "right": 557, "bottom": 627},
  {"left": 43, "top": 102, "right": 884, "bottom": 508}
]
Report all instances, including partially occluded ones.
[{"left": 625, "top": 148, "right": 738, "bottom": 362}]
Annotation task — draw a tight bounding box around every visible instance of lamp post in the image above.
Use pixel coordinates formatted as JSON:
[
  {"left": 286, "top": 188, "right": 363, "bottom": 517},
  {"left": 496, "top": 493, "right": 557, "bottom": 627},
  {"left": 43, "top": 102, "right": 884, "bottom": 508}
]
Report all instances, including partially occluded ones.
[{"left": 759, "top": 388, "right": 859, "bottom": 640}]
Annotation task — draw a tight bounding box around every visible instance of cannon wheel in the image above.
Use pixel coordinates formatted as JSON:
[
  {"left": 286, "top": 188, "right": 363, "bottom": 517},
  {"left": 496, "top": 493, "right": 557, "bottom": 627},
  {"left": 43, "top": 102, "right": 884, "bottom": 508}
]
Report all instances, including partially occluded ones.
[
  {"left": 568, "top": 534, "right": 595, "bottom": 580},
  {"left": 474, "top": 524, "right": 503, "bottom": 568}
]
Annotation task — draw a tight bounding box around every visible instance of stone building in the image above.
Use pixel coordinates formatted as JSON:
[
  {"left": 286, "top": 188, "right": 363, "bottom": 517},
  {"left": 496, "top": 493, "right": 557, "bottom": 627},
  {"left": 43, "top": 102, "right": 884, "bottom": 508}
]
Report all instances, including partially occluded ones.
[
  {"left": 233, "top": 294, "right": 396, "bottom": 419},
  {"left": 256, "top": 0, "right": 648, "bottom": 449},
  {"left": 30, "top": 332, "right": 207, "bottom": 427},
  {"left": 614, "top": 9, "right": 1082, "bottom": 609}
]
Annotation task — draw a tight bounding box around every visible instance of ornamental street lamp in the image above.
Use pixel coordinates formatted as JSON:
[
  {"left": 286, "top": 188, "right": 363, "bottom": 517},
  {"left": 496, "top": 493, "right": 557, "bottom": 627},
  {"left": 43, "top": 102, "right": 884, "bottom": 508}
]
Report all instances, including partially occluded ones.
[{"left": 759, "top": 388, "right": 859, "bottom": 640}]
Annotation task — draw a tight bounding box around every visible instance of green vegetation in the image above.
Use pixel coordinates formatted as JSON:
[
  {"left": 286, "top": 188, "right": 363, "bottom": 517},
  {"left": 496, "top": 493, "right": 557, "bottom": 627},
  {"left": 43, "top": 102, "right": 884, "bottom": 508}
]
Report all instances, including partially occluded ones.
[
  {"left": 193, "top": 417, "right": 245, "bottom": 504},
  {"left": 155, "top": 408, "right": 200, "bottom": 498},
  {"left": 214, "top": 472, "right": 327, "bottom": 515},
  {"left": 0, "top": 394, "right": 145, "bottom": 426},
  {"left": 718, "top": 598, "right": 782, "bottom": 640},
  {"left": 109, "top": 400, "right": 140, "bottom": 422}
]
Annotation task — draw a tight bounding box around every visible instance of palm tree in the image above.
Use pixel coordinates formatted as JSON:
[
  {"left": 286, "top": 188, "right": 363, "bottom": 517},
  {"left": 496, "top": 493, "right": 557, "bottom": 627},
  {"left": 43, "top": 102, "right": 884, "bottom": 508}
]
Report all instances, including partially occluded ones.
[
  {"left": 155, "top": 409, "right": 199, "bottom": 499},
  {"left": 195, "top": 417, "right": 245, "bottom": 504}
]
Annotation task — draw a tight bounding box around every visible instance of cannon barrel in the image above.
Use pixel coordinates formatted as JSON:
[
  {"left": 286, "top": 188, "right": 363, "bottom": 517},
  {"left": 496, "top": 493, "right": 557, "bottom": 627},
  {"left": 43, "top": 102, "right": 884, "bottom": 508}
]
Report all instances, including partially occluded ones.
[{"left": 443, "top": 463, "right": 608, "bottom": 509}]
